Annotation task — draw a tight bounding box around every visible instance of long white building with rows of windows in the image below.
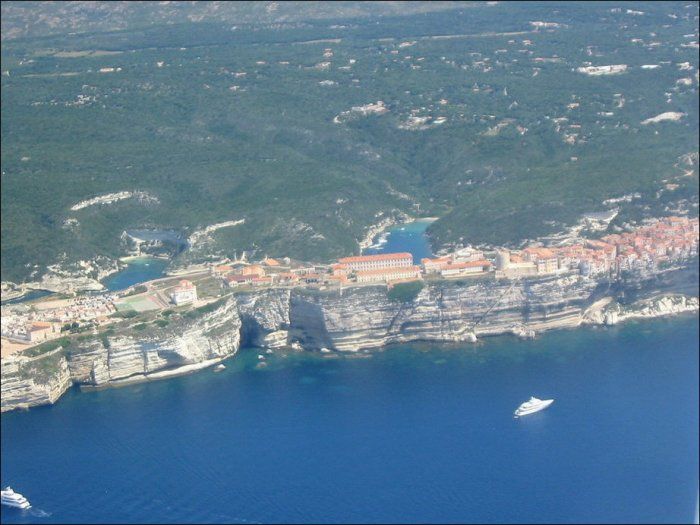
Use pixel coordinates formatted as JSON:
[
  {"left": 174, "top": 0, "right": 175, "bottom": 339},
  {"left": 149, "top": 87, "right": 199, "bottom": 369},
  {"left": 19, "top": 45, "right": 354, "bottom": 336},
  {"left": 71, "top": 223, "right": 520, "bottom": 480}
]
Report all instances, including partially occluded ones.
[
  {"left": 337, "top": 252, "right": 413, "bottom": 272},
  {"left": 355, "top": 266, "right": 422, "bottom": 284}
]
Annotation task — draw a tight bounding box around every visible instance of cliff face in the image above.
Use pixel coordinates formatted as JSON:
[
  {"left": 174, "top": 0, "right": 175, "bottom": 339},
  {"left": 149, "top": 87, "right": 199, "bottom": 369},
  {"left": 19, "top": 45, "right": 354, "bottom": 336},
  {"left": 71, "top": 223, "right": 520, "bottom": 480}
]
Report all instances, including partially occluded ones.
[
  {"left": 1, "top": 296, "right": 241, "bottom": 412},
  {"left": 2, "top": 269, "right": 697, "bottom": 412},
  {"left": 69, "top": 296, "right": 242, "bottom": 387},
  {"left": 289, "top": 274, "right": 602, "bottom": 351},
  {"left": 1, "top": 348, "right": 72, "bottom": 412},
  {"left": 235, "top": 289, "right": 291, "bottom": 346}
]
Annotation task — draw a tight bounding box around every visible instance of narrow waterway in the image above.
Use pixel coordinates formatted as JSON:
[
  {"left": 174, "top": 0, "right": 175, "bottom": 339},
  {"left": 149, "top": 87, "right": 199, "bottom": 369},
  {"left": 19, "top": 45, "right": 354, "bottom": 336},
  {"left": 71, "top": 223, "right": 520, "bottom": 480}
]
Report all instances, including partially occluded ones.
[
  {"left": 363, "top": 219, "right": 435, "bottom": 263},
  {"left": 101, "top": 257, "right": 169, "bottom": 292}
]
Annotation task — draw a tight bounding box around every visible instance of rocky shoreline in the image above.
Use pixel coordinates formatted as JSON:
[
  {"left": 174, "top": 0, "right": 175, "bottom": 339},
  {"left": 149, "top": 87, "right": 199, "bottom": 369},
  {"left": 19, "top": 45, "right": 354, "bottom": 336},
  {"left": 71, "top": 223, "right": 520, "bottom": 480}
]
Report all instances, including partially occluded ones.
[
  {"left": 1, "top": 256, "right": 124, "bottom": 301},
  {"left": 1, "top": 266, "right": 697, "bottom": 413},
  {"left": 358, "top": 211, "right": 412, "bottom": 251}
]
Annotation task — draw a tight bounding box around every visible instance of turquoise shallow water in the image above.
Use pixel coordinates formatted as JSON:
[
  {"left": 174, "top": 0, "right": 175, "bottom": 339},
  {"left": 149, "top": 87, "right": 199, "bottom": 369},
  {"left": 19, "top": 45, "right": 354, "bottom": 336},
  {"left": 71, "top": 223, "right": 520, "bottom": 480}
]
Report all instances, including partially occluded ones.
[
  {"left": 101, "top": 257, "right": 169, "bottom": 291},
  {"left": 363, "top": 220, "right": 434, "bottom": 263},
  {"left": 1, "top": 257, "right": 168, "bottom": 305},
  {"left": 1, "top": 315, "right": 698, "bottom": 524}
]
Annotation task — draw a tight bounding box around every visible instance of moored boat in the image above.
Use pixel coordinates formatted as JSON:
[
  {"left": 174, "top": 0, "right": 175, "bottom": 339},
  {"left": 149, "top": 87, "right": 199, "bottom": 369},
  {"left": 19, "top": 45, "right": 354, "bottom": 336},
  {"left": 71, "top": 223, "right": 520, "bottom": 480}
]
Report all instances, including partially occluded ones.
[
  {"left": 1, "top": 487, "right": 31, "bottom": 509},
  {"left": 514, "top": 396, "right": 554, "bottom": 418}
]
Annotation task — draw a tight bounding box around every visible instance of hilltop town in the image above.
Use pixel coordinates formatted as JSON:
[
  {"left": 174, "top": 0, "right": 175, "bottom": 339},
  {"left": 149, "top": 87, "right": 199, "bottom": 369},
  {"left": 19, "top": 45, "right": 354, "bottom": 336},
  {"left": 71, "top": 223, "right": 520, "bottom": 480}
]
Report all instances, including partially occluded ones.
[{"left": 2, "top": 215, "right": 697, "bottom": 359}]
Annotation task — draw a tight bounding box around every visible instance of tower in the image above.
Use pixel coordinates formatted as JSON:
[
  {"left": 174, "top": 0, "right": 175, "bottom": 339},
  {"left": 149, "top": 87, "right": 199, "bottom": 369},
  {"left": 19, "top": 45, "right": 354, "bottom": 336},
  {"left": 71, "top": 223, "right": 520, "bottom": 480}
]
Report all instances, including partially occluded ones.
[{"left": 495, "top": 251, "right": 510, "bottom": 270}]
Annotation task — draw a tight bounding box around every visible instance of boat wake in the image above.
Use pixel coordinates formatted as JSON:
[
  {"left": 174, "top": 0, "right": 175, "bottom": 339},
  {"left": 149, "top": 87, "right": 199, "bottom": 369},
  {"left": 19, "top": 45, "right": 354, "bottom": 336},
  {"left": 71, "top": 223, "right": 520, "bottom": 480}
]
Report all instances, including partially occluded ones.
[{"left": 28, "top": 508, "right": 51, "bottom": 518}]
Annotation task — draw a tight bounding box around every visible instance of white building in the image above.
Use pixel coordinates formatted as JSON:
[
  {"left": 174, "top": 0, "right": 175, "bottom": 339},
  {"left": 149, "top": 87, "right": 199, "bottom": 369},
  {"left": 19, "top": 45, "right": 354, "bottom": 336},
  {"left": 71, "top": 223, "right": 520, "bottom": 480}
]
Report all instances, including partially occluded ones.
[
  {"left": 170, "top": 280, "right": 198, "bottom": 305},
  {"left": 440, "top": 260, "right": 492, "bottom": 277},
  {"left": 355, "top": 266, "right": 421, "bottom": 284},
  {"left": 338, "top": 253, "right": 413, "bottom": 272},
  {"left": 454, "top": 247, "right": 485, "bottom": 262}
]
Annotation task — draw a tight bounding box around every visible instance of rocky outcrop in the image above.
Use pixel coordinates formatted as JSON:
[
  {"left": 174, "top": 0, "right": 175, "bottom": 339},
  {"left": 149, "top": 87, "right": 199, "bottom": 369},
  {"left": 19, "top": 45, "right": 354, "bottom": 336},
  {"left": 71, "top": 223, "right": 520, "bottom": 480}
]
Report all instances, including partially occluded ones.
[
  {"left": 262, "top": 330, "right": 290, "bottom": 349},
  {"left": 621, "top": 294, "right": 698, "bottom": 319},
  {"left": 2, "top": 296, "right": 241, "bottom": 412},
  {"left": 2, "top": 268, "right": 697, "bottom": 412},
  {"left": 1, "top": 281, "right": 26, "bottom": 302},
  {"left": 7, "top": 255, "right": 123, "bottom": 297},
  {"left": 1, "top": 348, "right": 72, "bottom": 412},
  {"left": 235, "top": 289, "right": 291, "bottom": 347},
  {"left": 585, "top": 294, "right": 699, "bottom": 326}
]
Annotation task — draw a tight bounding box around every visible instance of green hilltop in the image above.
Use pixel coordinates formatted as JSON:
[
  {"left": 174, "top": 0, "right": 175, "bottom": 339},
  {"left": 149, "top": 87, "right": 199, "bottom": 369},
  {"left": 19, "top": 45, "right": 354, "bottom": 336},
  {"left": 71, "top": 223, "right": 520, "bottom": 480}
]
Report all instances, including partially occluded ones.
[{"left": 1, "top": 1, "right": 698, "bottom": 282}]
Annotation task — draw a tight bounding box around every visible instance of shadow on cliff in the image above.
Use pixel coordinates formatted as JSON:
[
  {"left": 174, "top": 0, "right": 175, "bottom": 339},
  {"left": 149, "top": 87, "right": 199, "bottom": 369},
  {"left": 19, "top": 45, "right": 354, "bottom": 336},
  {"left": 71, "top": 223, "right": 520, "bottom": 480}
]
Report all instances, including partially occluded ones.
[{"left": 288, "top": 294, "right": 335, "bottom": 351}]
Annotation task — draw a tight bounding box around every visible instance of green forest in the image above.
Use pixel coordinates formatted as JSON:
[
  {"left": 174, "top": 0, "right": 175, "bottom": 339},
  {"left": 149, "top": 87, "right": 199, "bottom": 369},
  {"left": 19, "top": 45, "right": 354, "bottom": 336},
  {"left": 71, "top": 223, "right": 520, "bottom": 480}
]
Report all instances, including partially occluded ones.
[{"left": 1, "top": 1, "right": 698, "bottom": 282}]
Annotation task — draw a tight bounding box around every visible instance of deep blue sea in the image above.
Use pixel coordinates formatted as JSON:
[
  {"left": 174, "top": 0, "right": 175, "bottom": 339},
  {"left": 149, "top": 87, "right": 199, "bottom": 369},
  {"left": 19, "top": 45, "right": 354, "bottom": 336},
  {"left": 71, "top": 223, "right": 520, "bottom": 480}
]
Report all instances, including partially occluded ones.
[
  {"left": 101, "top": 257, "right": 169, "bottom": 292},
  {"left": 3, "top": 226, "right": 699, "bottom": 523},
  {"left": 1, "top": 315, "right": 698, "bottom": 524}
]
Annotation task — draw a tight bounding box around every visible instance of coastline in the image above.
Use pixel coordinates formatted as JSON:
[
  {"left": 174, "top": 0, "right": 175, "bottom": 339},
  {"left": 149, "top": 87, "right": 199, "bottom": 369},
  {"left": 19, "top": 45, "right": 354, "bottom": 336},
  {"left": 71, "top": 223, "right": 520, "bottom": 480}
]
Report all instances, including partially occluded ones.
[
  {"left": 1, "top": 287, "right": 697, "bottom": 413},
  {"left": 1, "top": 216, "right": 697, "bottom": 413},
  {"left": 2, "top": 255, "right": 171, "bottom": 304},
  {"left": 80, "top": 356, "right": 228, "bottom": 391},
  {"left": 118, "top": 255, "right": 170, "bottom": 263},
  {"left": 358, "top": 213, "right": 413, "bottom": 251},
  {"left": 358, "top": 217, "right": 403, "bottom": 251},
  {"left": 2, "top": 312, "right": 696, "bottom": 525},
  {"left": 359, "top": 215, "right": 438, "bottom": 252}
]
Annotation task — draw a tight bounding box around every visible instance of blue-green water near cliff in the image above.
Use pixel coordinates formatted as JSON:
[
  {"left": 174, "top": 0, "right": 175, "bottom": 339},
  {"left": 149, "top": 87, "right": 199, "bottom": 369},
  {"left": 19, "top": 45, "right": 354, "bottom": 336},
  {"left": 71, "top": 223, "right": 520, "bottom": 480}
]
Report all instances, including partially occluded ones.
[
  {"left": 101, "top": 257, "right": 169, "bottom": 292},
  {"left": 363, "top": 219, "right": 434, "bottom": 263},
  {"left": 1, "top": 315, "right": 698, "bottom": 524},
  {"left": 1, "top": 257, "right": 169, "bottom": 305}
]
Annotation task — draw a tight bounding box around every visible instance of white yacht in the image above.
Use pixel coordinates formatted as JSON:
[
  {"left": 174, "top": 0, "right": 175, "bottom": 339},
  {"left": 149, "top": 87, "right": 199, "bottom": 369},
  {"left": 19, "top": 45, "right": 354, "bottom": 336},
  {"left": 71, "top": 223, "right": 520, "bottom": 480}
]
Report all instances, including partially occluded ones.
[
  {"left": 1, "top": 487, "right": 31, "bottom": 509},
  {"left": 514, "top": 396, "right": 554, "bottom": 418}
]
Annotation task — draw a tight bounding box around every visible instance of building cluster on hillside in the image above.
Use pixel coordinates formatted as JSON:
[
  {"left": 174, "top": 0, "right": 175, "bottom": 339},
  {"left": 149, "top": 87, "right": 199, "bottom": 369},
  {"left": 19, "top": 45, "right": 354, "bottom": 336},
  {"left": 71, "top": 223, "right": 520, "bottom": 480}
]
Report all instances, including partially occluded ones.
[
  {"left": 1, "top": 294, "right": 117, "bottom": 344},
  {"left": 421, "top": 247, "right": 492, "bottom": 278},
  {"left": 1, "top": 217, "right": 696, "bottom": 352},
  {"left": 585, "top": 216, "right": 698, "bottom": 275},
  {"left": 208, "top": 216, "right": 698, "bottom": 291},
  {"left": 495, "top": 216, "right": 699, "bottom": 278},
  {"left": 213, "top": 257, "right": 329, "bottom": 288}
]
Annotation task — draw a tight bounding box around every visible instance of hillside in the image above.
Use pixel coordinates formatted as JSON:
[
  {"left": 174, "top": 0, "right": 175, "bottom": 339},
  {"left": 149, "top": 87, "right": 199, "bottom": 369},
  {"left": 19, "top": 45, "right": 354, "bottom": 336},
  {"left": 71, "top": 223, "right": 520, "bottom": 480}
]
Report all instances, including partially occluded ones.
[{"left": 1, "top": 1, "right": 698, "bottom": 283}]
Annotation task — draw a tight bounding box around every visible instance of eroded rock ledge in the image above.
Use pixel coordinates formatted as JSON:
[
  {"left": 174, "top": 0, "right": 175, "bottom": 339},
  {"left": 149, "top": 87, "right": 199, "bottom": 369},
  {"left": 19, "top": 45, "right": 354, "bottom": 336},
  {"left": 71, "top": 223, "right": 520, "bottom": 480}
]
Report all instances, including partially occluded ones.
[
  {"left": 2, "top": 296, "right": 241, "bottom": 412},
  {"left": 2, "top": 269, "right": 697, "bottom": 412}
]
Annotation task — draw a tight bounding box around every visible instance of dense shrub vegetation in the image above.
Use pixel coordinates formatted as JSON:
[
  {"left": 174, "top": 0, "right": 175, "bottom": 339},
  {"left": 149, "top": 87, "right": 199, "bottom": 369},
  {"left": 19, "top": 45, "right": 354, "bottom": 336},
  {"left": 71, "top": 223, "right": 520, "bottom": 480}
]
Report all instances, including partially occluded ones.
[
  {"left": 1, "top": 2, "right": 697, "bottom": 282},
  {"left": 387, "top": 281, "right": 424, "bottom": 303}
]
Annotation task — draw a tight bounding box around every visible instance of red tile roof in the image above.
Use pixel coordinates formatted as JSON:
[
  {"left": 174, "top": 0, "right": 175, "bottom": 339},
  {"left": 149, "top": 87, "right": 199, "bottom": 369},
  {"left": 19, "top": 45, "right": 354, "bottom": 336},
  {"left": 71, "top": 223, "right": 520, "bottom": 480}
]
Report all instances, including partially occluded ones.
[{"left": 339, "top": 252, "right": 413, "bottom": 264}]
